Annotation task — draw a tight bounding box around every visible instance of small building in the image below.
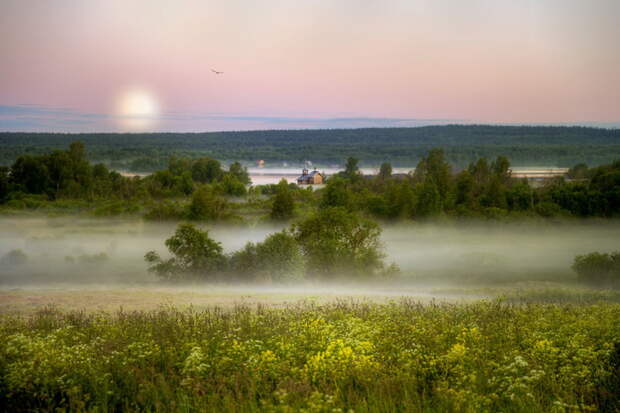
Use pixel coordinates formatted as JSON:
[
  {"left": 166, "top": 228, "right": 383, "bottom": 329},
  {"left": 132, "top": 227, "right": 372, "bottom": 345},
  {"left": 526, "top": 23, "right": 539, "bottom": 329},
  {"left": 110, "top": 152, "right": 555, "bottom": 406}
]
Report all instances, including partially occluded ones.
[{"left": 297, "top": 168, "right": 324, "bottom": 185}]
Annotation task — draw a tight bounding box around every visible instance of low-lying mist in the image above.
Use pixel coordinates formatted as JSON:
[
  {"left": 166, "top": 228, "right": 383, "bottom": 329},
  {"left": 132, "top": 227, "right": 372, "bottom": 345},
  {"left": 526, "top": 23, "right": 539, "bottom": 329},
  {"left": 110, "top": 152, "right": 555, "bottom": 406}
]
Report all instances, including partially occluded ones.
[{"left": 1, "top": 217, "right": 619, "bottom": 289}]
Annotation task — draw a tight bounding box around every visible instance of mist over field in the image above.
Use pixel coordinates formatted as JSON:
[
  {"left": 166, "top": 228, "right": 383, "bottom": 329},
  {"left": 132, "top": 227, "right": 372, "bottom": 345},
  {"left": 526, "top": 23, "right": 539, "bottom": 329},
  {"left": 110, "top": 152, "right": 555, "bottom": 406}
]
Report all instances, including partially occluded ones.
[{"left": 1, "top": 217, "right": 618, "bottom": 288}]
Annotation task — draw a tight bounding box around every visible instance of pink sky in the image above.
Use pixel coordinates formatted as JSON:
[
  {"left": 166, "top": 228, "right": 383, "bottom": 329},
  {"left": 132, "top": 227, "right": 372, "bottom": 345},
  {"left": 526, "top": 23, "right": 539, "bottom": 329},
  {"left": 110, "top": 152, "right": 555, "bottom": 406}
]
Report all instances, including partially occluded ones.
[{"left": 1, "top": 0, "right": 619, "bottom": 132}]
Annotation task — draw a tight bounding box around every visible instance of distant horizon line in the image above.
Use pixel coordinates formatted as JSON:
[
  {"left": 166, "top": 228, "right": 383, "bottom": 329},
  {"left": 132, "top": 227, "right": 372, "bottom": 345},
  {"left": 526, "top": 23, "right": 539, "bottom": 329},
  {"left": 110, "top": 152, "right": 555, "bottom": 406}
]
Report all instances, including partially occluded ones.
[
  {"left": 1, "top": 104, "right": 619, "bottom": 132},
  {"left": 2, "top": 121, "right": 620, "bottom": 134}
]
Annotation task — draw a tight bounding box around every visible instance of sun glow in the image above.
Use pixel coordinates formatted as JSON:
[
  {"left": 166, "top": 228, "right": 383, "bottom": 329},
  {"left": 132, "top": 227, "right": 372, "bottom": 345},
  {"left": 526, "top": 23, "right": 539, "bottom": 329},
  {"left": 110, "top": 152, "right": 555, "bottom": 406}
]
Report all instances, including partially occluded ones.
[{"left": 115, "top": 88, "right": 160, "bottom": 131}]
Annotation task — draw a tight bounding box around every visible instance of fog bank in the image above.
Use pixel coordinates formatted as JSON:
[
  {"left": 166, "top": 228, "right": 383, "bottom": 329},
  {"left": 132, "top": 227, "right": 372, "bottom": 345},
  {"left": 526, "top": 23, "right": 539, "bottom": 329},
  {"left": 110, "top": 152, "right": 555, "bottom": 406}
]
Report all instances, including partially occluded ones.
[{"left": 1, "top": 217, "right": 618, "bottom": 287}]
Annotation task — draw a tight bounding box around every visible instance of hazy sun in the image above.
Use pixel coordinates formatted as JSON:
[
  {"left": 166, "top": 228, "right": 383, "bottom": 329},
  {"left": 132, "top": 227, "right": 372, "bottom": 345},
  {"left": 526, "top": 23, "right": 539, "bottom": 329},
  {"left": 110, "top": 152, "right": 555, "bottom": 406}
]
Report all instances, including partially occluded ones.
[{"left": 115, "top": 88, "right": 160, "bottom": 131}]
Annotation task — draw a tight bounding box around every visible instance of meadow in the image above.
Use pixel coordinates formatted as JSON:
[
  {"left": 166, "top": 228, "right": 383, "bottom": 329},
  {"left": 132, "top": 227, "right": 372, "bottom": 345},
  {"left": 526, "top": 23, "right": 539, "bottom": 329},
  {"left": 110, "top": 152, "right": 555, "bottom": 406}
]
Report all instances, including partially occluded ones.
[
  {"left": 2, "top": 218, "right": 620, "bottom": 411},
  {"left": 1, "top": 297, "right": 619, "bottom": 412}
]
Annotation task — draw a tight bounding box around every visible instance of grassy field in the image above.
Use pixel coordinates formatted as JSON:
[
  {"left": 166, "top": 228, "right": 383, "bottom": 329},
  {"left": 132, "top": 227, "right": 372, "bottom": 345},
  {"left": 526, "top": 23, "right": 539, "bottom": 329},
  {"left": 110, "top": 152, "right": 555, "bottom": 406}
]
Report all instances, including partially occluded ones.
[
  {"left": 1, "top": 285, "right": 619, "bottom": 412},
  {"left": 0, "top": 284, "right": 467, "bottom": 315}
]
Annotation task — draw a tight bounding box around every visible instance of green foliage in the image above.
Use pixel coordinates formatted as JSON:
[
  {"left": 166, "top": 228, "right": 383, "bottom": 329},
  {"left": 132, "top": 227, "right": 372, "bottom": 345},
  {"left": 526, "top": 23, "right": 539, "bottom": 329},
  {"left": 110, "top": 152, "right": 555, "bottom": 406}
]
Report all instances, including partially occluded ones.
[
  {"left": 319, "top": 177, "right": 352, "bottom": 210},
  {"left": 228, "top": 161, "right": 251, "bottom": 185},
  {"left": 414, "top": 148, "right": 451, "bottom": 204},
  {"left": 343, "top": 156, "right": 361, "bottom": 181},
  {"left": 414, "top": 182, "right": 441, "bottom": 218},
  {"left": 573, "top": 251, "right": 620, "bottom": 286},
  {"left": 145, "top": 223, "right": 226, "bottom": 280},
  {"left": 378, "top": 162, "right": 392, "bottom": 180},
  {"left": 270, "top": 179, "right": 295, "bottom": 220},
  {"left": 144, "top": 200, "right": 185, "bottom": 221},
  {"left": 229, "top": 231, "right": 304, "bottom": 282},
  {"left": 3, "top": 126, "right": 620, "bottom": 168},
  {"left": 293, "top": 207, "right": 385, "bottom": 278},
  {"left": 217, "top": 174, "right": 247, "bottom": 197},
  {"left": 0, "top": 301, "right": 619, "bottom": 412},
  {"left": 1, "top": 141, "right": 619, "bottom": 223},
  {"left": 191, "top": 157, "right": 223, "bottom": 184},
  {"left": 186, "top": 186, "right": 232, "bottom": 221}
]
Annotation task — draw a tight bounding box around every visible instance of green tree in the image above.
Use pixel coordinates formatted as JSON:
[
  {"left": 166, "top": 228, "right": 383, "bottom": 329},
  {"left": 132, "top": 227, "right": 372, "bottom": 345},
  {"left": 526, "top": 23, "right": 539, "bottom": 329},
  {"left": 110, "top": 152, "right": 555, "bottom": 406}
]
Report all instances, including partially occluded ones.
[
  {"left": 46, "top": 150, "right": 71, "bottom": 198},
  {"left": 228, "top": 161, "right": 250, "bottom": 185},
  {"left": 176, "top": 171, "right": 195, "bottom": 195},
  {"left": 390, "top": 181, "right": 415, "bottom": 218},
  {"left": 344, "top": 157, "right": 360, "bottom": 177},
  {"left": 455, "top": 170, "right": 475, "bottom": 208},
  {"left": 482, "top": 177, "right": 507, "bottom": 209},
  {"left": 218, "top": 174, "right": 247, "bottom": 197},
  {"left": 145, "top": 223, "right": 226, "bottom": 280},
  {"left": 191, "top": 157, "right": 223, "bottom": 184},
  {"left": 320, "top": 176, "right": 352, "bottom": 210},
  {"left": 293, "top": 207, "right": 385, "bottom": 278},
  {"left": 378, "top": 162, "right": 392, "bottom": 180},
  {"left": 10, "top": 155, "right": 50, "bottom": 195},
  {"left": 491, "top": 155, "right": 511, "bottom": 183},
  {"left": 507, "top": 180, "right": 533, "bottom": 211},
  {"left": 414, "top": 149, "right": 451, "bottom": 205},
  {"left": 414, "top": 182, "right": 441, "bottom": 218},
  {"left": 168, "top": 156, "right": 192, "bottom": 177},
  {"left": 270, "top": 179, "right": 295, "bottom": 220},
  {"left": 186, "top": 186, "right": 231, "bottom": 221},
  {"left": 469, "top": 157, "right": 491, "bottom": 188}
]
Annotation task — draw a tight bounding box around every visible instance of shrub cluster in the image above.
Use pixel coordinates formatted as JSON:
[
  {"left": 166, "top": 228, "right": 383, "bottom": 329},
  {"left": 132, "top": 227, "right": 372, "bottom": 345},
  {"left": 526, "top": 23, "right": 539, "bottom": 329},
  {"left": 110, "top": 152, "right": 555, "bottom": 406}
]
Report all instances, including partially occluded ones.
[
  {"left": 573, "top": 251, "right": 620, "bottom": 287},
  {"left": 146, "top": 207, "right": 394, "bottom": 282}
]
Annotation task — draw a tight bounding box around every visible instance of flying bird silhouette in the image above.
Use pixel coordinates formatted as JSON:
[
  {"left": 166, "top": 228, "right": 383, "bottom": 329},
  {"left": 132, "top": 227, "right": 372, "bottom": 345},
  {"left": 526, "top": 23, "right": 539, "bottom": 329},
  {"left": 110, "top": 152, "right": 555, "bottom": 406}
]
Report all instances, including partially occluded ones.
[{"left": 211, "top": 68, "right": 223, "bottom": 75}]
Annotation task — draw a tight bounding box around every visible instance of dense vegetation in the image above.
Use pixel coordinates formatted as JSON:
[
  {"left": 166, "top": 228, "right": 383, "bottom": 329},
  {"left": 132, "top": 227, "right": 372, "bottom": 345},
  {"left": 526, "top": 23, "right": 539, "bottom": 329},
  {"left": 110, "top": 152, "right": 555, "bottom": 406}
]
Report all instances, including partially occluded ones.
[
  {"left": 2, "top": 142, "right": 619, "bottom": 221},
  {"left": 145, "top": 207, "right": 392, "bottom": 282},
  {"left": 2, "top": 125, "right": 620, "bottom": 169},
  {"left": 573, "top": 251, "right": 620, "bottom": 287},
  {"left": 0, "top": 301, "right": 618, "bottom": 412}
]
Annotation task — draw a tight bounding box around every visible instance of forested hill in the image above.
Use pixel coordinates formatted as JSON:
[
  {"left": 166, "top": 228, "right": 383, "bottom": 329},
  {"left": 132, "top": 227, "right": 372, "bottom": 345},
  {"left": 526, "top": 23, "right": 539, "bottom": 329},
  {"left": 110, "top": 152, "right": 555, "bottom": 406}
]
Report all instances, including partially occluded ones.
[{"left": 2, "top": 125, "right": 620, "bottom": 170}]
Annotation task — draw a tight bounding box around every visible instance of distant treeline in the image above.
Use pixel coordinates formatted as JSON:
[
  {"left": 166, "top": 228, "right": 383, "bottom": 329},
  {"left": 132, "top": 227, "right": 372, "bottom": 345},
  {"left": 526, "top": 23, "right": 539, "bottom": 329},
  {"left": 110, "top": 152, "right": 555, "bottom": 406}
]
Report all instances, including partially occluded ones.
[
  {"left": 1, "top": 125, "right": 620, "bottom": 170},
  {"left": 1, "top": 141, "right": 620, "bottom": 221}
]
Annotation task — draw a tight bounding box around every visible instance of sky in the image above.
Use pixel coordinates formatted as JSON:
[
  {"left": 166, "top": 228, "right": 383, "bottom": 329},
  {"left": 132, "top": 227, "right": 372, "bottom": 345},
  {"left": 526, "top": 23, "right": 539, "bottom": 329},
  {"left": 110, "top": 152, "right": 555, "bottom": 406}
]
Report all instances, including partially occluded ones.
[{"left": 1, "top": 0, "right": 619, "bottom": 132}]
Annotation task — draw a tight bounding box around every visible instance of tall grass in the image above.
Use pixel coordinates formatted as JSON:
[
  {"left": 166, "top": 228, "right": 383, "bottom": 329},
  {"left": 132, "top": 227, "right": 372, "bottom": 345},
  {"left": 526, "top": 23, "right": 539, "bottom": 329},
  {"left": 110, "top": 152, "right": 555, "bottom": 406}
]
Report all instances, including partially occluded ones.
[{"left": 1, "top": 300, "right": 619, "bottom": 412}]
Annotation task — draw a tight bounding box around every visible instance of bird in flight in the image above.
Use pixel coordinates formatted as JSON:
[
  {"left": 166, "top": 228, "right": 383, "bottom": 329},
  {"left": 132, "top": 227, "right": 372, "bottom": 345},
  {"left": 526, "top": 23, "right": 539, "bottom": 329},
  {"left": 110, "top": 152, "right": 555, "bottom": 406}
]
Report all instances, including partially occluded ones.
[{"left": 211, "top": 68, "right": 223, "bottom": 75}]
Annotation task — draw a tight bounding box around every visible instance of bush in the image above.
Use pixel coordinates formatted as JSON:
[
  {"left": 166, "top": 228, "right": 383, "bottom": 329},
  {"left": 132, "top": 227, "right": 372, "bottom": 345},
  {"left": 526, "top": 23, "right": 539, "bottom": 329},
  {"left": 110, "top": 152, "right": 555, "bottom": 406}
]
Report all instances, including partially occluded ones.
[
  {"left": 230, "top": 231, "right": 304, "bottom": 282},
  {"left": 572, "top": 251, "right": 620, "bottom": 286}
]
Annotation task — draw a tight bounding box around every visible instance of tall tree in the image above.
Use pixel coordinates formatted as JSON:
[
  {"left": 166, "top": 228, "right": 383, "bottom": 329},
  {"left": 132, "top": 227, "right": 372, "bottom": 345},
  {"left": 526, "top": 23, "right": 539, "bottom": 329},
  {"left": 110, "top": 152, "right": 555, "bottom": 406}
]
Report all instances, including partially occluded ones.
[
  {"left": 414, "top": 149, "right": 451, "bottom": 204},
  {"left": 378, "top": 162, "right": 392, "bottom": 180},
  {"left": 294, "top": 207, "right": 384, "bottom": 278},
  {"left": 344, "top": 157, "right": 361, "bottom": 181},
  {"left": 414, "top": 182, "right": 441, "bottom": 218},
  {"left": 145, "top": 224, "right": 226, "bottom": 280},
  {"left": 270, "top": 179, "right": 295, "bottom": 220},
  {"left": 228, "top": 162, "right": 251, "bottom": 185}
]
